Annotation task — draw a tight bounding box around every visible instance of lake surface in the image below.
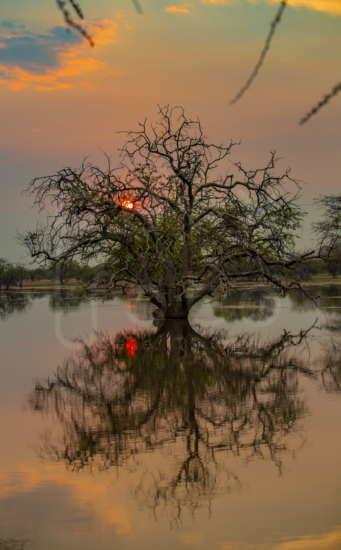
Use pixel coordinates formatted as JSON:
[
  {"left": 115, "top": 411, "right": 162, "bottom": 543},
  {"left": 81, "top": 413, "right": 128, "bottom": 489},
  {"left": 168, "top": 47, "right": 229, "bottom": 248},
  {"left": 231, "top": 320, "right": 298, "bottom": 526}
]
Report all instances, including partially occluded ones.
[{"left": 1, "top": 286, "right": 341, "bottom": 550}]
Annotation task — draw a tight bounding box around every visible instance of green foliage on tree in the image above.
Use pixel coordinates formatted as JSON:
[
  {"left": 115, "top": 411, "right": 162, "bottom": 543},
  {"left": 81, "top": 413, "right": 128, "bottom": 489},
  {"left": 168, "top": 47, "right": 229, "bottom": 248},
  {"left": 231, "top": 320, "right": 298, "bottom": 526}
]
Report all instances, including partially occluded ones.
[
  {"left": 0, "top": 259, "right": 27, "bottom": 290},
  {"left": 313, "top": 195, "right": 341, "bottom": 278}
]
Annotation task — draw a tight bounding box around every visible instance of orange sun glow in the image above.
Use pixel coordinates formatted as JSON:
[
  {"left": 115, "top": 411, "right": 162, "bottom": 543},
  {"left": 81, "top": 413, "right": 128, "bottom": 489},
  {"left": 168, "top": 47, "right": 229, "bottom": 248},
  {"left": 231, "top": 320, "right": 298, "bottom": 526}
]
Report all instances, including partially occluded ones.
[{"left": 122, "top": 200, "right": 134, "bottom": 209}]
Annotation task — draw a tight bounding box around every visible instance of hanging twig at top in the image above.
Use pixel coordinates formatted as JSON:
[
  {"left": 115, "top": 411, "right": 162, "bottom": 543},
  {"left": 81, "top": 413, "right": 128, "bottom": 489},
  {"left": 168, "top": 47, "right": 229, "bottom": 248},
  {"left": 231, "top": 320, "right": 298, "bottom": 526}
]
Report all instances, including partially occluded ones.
[
  {"left": 56, "top": 0, "right": 143, "bottom": 47},
  {"left": 300, "top": 81, "right": 341, "bottom": 125},
  {"left": 230, "top": 1, "right": 287, "bottom": 105},
  {"left": 56, "top": 0, "right": 95, "bottom": 46},
  {"left": 131, "top": 0, "right": 143, "bottom": 15}
]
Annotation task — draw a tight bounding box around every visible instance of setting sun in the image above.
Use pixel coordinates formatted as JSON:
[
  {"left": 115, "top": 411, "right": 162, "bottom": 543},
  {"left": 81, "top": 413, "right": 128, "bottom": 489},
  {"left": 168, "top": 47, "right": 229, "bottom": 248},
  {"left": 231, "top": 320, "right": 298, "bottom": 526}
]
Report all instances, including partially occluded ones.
[{"left": 122, "top": 200, "right": 134, "bottom": 209}]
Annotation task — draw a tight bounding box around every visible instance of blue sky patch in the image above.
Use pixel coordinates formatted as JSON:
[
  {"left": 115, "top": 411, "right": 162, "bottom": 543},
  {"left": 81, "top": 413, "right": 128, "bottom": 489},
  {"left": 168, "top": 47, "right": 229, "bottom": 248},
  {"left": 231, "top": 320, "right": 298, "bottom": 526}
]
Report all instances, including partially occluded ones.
[{"left": 0, "top": 23, "right": 83, "bottom": 73}]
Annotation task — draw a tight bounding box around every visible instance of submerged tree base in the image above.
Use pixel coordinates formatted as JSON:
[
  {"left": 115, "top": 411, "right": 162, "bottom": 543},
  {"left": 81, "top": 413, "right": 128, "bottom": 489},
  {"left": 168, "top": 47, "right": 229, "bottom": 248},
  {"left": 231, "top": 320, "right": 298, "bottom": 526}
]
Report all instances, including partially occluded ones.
[{"left": 162, "top": 302, "right": 190, "bottom": 320}]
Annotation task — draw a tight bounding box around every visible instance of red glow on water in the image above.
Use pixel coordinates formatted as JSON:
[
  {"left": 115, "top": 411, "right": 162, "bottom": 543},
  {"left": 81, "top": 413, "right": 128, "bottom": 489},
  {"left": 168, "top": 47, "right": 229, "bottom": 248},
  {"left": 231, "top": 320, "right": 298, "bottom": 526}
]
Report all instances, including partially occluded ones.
[
  {"left": 122, "top": 200, "right": 134, "bottom": 209},
  {"left": 126, "top": 337, "right": 137, "bottom": 356}
]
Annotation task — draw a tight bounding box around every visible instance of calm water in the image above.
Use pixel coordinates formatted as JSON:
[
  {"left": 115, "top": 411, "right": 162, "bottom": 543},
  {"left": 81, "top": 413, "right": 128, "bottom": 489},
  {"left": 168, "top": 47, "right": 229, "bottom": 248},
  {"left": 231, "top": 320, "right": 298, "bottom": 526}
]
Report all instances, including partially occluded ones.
[{"left": 0, "top": 286, "right": 341, "bottom": 550}]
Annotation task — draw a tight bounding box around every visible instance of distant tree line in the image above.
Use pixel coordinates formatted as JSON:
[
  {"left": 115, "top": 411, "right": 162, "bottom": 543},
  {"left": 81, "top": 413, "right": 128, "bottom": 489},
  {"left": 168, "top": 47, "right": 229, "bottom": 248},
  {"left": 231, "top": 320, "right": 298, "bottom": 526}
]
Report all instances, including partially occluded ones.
[
  {"left": 278, "top": 253, "right": 341, "bottom": 281},
  {"left": 1, "top": 252, "right": 341, "bottom": 292},
  {"left": 0, "top": 259, "right": 27, "bottom": 290},
  {"left": 0, "top": 258, "right": 98, "bottom": 290},
  {"left": 222, "top": 254, "right": 341, "bottom": 283}
]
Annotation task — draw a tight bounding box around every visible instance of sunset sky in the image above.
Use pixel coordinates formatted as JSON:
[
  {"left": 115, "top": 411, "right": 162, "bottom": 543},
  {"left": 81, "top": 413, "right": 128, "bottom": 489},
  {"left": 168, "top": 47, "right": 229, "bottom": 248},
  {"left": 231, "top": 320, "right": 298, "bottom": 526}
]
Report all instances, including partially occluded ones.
[{"left": 0, "top": 0, "right": 340, "bottom": 261}]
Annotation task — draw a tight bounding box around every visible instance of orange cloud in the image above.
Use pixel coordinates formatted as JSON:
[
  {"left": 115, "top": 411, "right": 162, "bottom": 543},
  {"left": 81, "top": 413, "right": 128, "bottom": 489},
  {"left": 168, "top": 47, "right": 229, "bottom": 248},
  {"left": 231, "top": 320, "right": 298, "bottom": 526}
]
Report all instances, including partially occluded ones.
[
  {"left": 180, "top": 532, "right": 204, "bottom": 546},
  {"left": 270, "top": 0, "right": 341, "bottom": 16},
  {"left": 165, "top": 4, "right": 193, "bottom": 13},
  {"left": 219, "top": 527, "right": 341, "bottom": 550},
  {"left": 0, "top": 19, "right": 118, "bottom": 91},
  {"left": 202, "top": 0, "right": 341, "bottom": 16},
  {"left": 202, "top": 0, "right": 229, "bottom": 3},
  {"left": 272, "top": 527, "right": 341, "bottom": 550}
]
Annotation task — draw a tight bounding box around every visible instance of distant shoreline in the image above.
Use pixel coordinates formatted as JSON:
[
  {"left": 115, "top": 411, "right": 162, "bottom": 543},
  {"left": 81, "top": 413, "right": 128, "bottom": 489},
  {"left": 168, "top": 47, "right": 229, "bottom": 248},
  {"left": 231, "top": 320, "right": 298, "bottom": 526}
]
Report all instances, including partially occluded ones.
[{"left": 2, "top": 275, "right": 341, "bottom": 293}]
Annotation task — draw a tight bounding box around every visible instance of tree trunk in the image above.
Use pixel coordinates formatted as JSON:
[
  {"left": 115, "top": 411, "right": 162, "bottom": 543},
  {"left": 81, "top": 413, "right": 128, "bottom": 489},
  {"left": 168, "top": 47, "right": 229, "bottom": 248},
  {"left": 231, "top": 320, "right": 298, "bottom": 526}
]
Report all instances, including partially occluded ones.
[
  {"left": 164, "top": 299, "right": 190, "bottom": 319},
  {"left": 150, "top": 285, "right": 209, "bottom": 319}
]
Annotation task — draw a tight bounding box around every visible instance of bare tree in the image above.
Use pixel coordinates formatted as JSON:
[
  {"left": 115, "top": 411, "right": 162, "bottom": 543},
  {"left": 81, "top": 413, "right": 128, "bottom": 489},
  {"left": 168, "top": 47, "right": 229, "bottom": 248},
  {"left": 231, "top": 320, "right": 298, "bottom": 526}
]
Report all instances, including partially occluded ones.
[{"left": 21, "top": 106, "right": 316, "bottom": 319}]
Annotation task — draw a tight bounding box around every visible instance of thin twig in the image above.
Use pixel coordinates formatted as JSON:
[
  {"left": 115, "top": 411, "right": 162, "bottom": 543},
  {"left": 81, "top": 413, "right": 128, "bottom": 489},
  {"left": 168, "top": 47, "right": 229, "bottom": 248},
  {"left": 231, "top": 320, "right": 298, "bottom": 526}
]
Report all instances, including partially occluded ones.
[
  {"left": 56, "top": 0, "right": 143, "bottom": 47},
  {"left": 300, "top": 81, "right": 341, "bottom": 125},
  {"left": 132, "top": 0, "right": 143, "bottom": 15},
  {"left": 230, "top": 1, "right": 287, "bottom": 105},
  {"left": 56, "top": 0, "right": 95, "bottom": 46}
]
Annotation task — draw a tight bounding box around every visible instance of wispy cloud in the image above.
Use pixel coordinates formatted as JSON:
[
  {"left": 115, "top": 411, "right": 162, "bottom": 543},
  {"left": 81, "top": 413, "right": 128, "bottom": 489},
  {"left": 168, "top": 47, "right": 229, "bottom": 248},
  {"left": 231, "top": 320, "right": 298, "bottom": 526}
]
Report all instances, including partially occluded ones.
[
  {"left": 0, "top": 464, "right": 131, "bottom": 534},
  {"left": 201, "top": 0, "right": 230, "bottom": 4},
  {"left": 272, "top": 527, "right": 341, "bottom": 550},
  {"left": 0, "top": 20, "right": 26, "bottom": 30},
  {"left": 0, "top": 19, "right": 118, "bottom": 90}
]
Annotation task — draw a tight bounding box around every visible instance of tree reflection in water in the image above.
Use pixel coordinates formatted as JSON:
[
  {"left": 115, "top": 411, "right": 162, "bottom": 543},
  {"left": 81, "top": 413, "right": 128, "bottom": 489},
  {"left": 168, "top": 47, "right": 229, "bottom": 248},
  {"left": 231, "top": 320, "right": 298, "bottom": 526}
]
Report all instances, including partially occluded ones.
[
  {"left": 0, "top": 290, "right": 88, "bottom": 320},
  {"left": 318, "top": 319, "right": 341, "bottom": 393},
  {"left": 0, "top": 293, "right": 31, "bottom": 320},
  {"left": 214, "top": 287, "right": 277, "bottom": 324},
  {"left": 30, "top": 319, "right": 323, "bottom": 523}
]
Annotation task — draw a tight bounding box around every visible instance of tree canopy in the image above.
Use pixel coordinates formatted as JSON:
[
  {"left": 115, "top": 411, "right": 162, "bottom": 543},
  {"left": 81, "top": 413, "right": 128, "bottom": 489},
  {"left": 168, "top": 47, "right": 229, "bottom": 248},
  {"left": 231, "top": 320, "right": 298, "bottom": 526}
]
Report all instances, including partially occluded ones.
[{"left": 21, "top": 106, "right": 315, "bottom": 319}]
